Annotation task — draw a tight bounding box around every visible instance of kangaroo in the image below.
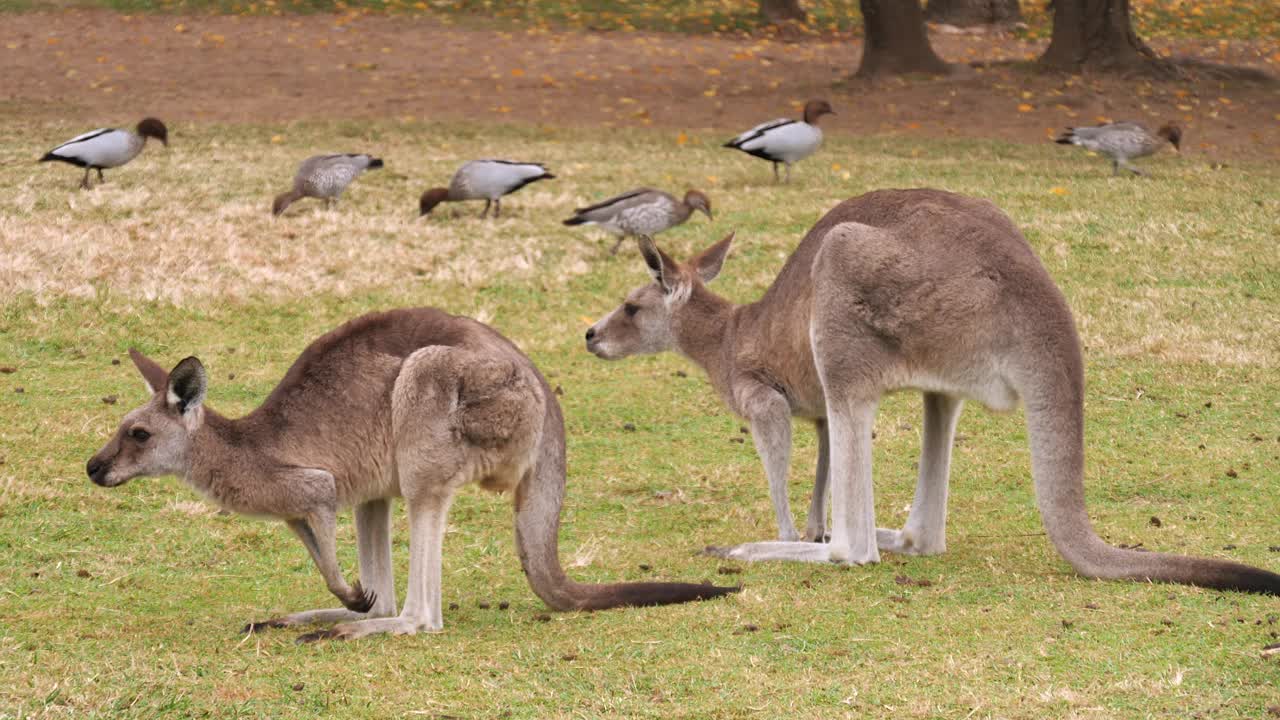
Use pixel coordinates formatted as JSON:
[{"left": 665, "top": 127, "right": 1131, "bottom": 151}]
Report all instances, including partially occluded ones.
[
  {"left": 584, "top": 188, "right": 1280, "bottom": 594},
  {"left": 86, "top": 308, "right": 738, "bottom": 642}
]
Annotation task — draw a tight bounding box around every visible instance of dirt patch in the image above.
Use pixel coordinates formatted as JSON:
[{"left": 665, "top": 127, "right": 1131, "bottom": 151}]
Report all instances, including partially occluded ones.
[{"left": 2, "top": 10, "right": 1278, "bottom": 158}]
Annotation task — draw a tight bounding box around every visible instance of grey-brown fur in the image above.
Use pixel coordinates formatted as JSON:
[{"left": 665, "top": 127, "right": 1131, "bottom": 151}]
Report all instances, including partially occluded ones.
[
  {"left": 585, "top": 188, "right": 1280, "bottom": 594},
  {"left": 87, "top": 308, "right": 736, "bottom": 642}
]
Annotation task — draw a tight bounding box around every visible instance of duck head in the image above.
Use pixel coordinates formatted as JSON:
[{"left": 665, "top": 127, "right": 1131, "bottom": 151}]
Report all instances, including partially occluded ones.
[
  {"left": 1157, "top": 123, "right": 1182, "bottom": 152},
  {"left": 802, "top": 99, "right": 835, "bottom": 125},
  {"left": 136, "top": 117, "right": 169, "bottom": 147},
  {"left": 419, "top": 188, "right": 450, "bottom": 216},
  {"left": 683, "top": 190, "right": 712, "bottom": 220}
]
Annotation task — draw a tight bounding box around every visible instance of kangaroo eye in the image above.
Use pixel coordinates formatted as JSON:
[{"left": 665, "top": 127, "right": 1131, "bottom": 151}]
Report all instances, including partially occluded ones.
[
  {"left": 624, "top": 303, "right": 640, "bottom": 317},
  {"left": 129, "top": 428, "right": 151, "bottom": 442}
]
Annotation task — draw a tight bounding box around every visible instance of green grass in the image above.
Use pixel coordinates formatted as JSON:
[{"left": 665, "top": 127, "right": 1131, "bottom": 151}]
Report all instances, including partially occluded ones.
[
  {"left": 2, "top": 0, "right": 1278, "bottom": 40},
  {"left": 2, "top": 120, "right": 1278, "bottom": 718}
]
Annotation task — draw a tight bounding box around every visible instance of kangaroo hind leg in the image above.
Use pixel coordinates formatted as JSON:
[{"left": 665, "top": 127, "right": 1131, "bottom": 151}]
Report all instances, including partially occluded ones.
[
  {"left": 310, "top": 489, "right": 457, "bottom": 641},
  {"left": 746, "top": 389, "right": 801, "bottom": 541},
  {"left": 876, "top": 392, "right": 962, "bottom": 556},
  {"left": 245, "top": 498, "right": 398, "bottom": 634}
]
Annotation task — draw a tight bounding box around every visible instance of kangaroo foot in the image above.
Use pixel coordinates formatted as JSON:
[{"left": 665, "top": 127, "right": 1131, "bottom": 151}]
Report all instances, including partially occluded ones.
[{"left": 241, "top": 607, "right": 377, "bottom": 635}]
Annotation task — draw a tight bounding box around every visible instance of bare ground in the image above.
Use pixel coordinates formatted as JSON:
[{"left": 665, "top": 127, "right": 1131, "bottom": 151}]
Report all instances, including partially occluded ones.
[{"left": 2, "top": 10, "right": 1279, "bottom": 159}]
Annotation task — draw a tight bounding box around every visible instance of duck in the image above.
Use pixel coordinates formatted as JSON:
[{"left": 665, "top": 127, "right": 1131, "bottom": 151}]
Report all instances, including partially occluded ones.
[
  {"left": 419, "top": 160, "right": 554, "bottom": 218},
  {"left": 39, "top": 117, "right": 169, "bottom": 190},
  {"left": 723, "top": 99, "right": 834, "bottom": 183},
  {"left": 563, "top": 188, "right": 712, "bottom": 255},
  {"left": 1055, "top": 122, "right": 1182, "bottom": 176},
  {"left": 273, "top": 153, "right": 384, "bottom": 216}
]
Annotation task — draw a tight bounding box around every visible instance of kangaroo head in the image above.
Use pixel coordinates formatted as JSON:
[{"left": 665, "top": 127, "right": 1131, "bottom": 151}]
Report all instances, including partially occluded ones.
[
  {"left": 86, "top": 350, "right": 208, "bottom": 488},
  {"left": 585, "top": 232, "right": 734, "bottom": 360}
]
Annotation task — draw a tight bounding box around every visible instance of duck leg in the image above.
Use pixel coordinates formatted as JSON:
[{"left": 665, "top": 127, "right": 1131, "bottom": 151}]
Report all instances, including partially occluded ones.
[
  {"left": 609, "top": 234, "right": 628, "bottom": 255},
  {"left": 97, "top": 168, "right": 106, "bottom": 184},
  {"left": 772, "top": 162, "right": 780, "bottom": 183},
  {"left": 479, "top": 199, "right": 491, "bottom": 218},
  {"left": 80, "top": 167, "right": 92, "bottom": 190},
  {"left": 493, "top": 198, "right": 501, "bottom": 218},
  {"left": 785, "top": 163, "right": 792, "bottom": 184}
]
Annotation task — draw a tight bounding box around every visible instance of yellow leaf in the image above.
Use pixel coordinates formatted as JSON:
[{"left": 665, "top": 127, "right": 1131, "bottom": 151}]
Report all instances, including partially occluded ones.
[
  {"left": 703, "top": 87, "right": 717, "bottom": 97},
  {"left": 510, "top": 68, "right": 525, "bottom": 77},
  {"left": 174, "top": 23, "right": 187, "bottom": 33},
  {"left": 1017, "top": 103, "right": 1034, "bottom": 113},
  {"left": 270, "top": 135, "right": 284, "bottom": 144},
  {"left": 831, "top": 163, "right": 841, "bottom": 171},
  {"left": 705, "top": 68, "right": 721, "bottom": 76},
  {"left": 1050, "top": 187, "right": 1069, "bottom": 196},
  {"left": 676, "top": 132, "right": 688, "bottom": 146}
]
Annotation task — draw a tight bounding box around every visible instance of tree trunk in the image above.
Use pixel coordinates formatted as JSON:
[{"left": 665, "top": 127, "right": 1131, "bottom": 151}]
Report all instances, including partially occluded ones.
[
  {"left": 760, "top": 0, "right": 806, "bottom": 24},
  {"left": 925, "top": 0, "right": 1022, "bottom": 27},
  {"left": 856, "top": 0, "right": 952, "bottom": 77},
  {"left": 1040, "top": 0, "right": 1166, "bottom": 72}
]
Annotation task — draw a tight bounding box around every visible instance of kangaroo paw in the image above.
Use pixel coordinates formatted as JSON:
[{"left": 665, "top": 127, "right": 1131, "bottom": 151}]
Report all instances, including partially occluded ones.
[{"left": 341, "top": 582, "right": 377, "bottom": 613}]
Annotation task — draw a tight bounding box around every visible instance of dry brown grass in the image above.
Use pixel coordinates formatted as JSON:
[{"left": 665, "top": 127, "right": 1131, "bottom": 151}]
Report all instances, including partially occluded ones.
[
  {"left": 3, "top": 125, "right": 598, "bottom": 303},
  {"left": 3, "top": 119, "right": 1277, "bottom": 379}
]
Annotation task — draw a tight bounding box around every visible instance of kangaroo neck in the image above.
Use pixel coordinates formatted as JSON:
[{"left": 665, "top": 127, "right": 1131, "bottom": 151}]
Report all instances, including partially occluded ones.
[
  {"left": 671, "top": 288, "right": 738, "bottom": 398},
  {"left": 182, "top": 410, "right": 270, "bottom": 510}
]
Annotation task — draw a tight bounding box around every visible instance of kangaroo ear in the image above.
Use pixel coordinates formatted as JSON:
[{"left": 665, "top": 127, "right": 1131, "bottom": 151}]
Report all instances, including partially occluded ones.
[
  {"left": 691, "top": 231, "right": 734, "bottom": 283},
  {"left": 638, "top": 236, "right": 682, "bottom": 294},
  {"left": 166, "top": 357, "right": 207, "bottom": 414},
  {"left": 129, "top": 348, "right": 170, "bottom": 395}
]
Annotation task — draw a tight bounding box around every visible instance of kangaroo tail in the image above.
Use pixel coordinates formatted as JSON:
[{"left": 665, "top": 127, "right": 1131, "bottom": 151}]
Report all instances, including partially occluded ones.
[
  {"left": 514, "top": 387, "right": 739, "bottom": 610},
  {"left": 1020, "top": 326, "right": 1280, "bottom": 595}
]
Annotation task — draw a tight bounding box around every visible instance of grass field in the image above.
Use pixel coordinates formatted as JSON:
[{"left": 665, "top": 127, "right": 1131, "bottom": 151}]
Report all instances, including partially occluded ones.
[{"left": 2, "top": 120, "right": 1279, "bottom": 718}]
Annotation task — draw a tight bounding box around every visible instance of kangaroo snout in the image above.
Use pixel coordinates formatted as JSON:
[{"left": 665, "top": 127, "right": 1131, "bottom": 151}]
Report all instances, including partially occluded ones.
[
  {"left": 584, "top": 324, "right": 612, "bottom": 359},
  {"left": 86, "top": 456, "right": 113, "bottom": 486}
]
